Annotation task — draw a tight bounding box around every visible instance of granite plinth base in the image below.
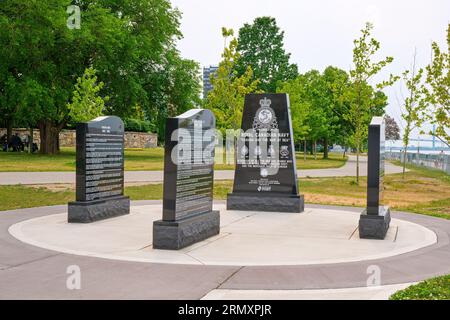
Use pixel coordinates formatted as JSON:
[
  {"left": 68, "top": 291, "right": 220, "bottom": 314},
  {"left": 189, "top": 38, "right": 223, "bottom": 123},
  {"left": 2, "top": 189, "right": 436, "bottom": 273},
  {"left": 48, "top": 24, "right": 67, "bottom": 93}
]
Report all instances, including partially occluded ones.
[
  {"left": 359, "top": 206, "right": 391, "bottom": 240},
  {"left": 68, "top": 196, "right": 130, "bottom": 223},
  {"left": 153, "top": 210, "right": 220, "bottom": 250},
  {"left": 227, "top": 193, "right": 304, "bottom": 213}
]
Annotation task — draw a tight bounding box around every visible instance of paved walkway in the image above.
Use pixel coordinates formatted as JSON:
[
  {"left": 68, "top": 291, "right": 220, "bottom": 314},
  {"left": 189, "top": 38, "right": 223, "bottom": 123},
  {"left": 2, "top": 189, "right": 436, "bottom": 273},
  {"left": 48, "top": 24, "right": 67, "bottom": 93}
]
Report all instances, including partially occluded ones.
[
  {"left": 1, "top": 201, "right": 449, "bottom": 299},
  {"left": 0, "top": 156, "right": 405, "bottom": 185}
]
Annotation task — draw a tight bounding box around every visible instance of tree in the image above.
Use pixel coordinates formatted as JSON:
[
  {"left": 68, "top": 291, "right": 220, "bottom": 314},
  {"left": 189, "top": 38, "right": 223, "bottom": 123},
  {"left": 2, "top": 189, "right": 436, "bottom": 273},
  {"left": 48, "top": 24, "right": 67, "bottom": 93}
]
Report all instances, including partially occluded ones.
[
  {"left": 2, "top": 1, "right": 77, "bottom": 152},
  {"left": 316, "top": 67, "right": 351, "bottom": 159},
  {"left": 300, "top": 70, "right": 329, "bottom": 159},
  {"left": 67, "top": 67, "right": 107, "bottom": 123},
  {"left": 205, "top": 28, "right": 260, "bottom": 132},
  {"left": 0, "top": 0, "right": 192, "bottom": 153},
  {"left": 0, "top": 76, "right": 23, "bottom": 149},
  {"left": 278, "top": 67, "right": 354, "bottom": 160},
  {"left": 278, "top": 65, "right": 363, "bottom": 160},
  {"left": 235, "top": 17, "right": 298, "bottom": 93},
  {"left": 91, "top": 0, "right": 185, "bottom": 121},
  {"left": 426, "top": 24, "right": 450, "bottom": 147},
  {"left": 16, "top": 79, "right": 50, "bottom": 153},
  {"left": 277, "top": 76, "right": 311, "bottom": 159},
  {"left": 400, "top": 52, "right": 428, "bottom": 178},
  {"left": 346, "top": 22, "right": 398, "bottom": 183},
  {"left": 148, "top": 50, "right": 202, "bottom": 141},
  {"left": 385, "top": 115, "right": 400, "bottom": 141}
]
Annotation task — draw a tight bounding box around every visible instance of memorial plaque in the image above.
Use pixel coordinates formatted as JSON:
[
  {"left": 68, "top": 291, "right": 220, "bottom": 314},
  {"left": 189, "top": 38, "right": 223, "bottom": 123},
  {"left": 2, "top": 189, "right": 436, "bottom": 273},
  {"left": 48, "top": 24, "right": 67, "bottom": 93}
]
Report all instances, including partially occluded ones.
[
  {"left": 68, "top": 116, "right": 130, "bottom": 223},
  {"left": 153, "top": 109, "right": 220, "bottom": 250},
  {"left": 227, "top": 94, "right": 304, "bottom": 213},
  {"left": 359, "top": 116, "right": 391, "bottom": 239}
]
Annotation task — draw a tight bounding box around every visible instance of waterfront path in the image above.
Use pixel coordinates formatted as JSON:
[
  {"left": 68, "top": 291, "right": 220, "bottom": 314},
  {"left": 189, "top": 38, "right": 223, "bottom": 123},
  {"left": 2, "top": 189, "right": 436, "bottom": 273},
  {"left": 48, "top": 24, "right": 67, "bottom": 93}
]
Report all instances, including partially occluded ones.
[{"left": 0, "top": 156, "right": 405, "bottom": 185}]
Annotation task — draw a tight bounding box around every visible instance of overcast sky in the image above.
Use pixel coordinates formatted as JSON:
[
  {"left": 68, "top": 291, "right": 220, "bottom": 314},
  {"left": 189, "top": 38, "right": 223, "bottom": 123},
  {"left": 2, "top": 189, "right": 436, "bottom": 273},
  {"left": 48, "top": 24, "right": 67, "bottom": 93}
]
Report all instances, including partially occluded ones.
[{"left": 170, "top": 0, "right": 449, "bottom": 138}]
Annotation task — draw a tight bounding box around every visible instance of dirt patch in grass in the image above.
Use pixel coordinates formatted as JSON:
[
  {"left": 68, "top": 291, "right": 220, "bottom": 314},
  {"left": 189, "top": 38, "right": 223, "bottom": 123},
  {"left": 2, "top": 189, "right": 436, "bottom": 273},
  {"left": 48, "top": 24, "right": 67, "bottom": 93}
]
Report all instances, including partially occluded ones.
[
  {"left": 28, "top": 184, "right": 74, "bottom": 192},
  {"left": 303, "top": 193, "right": 366, "bottom": 207}
]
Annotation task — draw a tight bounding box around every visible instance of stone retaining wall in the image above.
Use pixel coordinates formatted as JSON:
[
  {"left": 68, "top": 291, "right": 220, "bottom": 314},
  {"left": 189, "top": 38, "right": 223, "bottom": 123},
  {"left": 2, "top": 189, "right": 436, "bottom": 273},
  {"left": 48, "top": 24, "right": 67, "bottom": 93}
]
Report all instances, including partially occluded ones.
[{"left": 0, "top": 128, "right": 158, "bottom": 149}]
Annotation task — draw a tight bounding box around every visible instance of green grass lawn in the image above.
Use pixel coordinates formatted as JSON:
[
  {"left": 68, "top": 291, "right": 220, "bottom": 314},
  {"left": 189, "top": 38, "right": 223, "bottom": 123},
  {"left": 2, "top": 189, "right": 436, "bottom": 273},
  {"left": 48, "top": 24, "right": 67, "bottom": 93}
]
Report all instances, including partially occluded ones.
[
  {"left": 0, "top": 185, "right": 74, "bottom": 210},
  {"left": 390, "top": 275, "right": 450, "bottom": 300},
  {"left": 0, "top": 147, "right": 347, "bottom": 171},
  {"left": 1, "top": 161, "right": 448, "bottom": 219}
]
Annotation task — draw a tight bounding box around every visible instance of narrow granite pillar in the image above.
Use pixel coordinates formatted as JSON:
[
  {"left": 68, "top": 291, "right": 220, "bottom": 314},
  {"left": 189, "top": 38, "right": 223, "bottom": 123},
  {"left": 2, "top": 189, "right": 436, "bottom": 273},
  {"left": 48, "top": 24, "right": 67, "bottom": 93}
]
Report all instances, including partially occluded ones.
[{"left": 359, "top": 116, "right": 391, "bottom": 239}]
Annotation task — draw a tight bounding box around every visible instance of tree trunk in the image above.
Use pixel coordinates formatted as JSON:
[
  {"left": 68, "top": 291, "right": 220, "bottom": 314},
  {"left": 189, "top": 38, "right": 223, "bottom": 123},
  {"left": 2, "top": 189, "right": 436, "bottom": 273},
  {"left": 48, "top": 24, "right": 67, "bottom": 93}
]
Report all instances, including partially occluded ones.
[
  {"left": 39, "top": 120, "right": 61, "bottom": 154},
  {"left": 356, "top": 144, "right": 360, "bottom": 184},
  {"left": 29, "top": 127, "right": 33, "bottom": 154},
  {"left": 313, "top": 140, "right": 317, "bottom": 160},
  {"left": 6, "top": 120, "right": 12, "bottom": 151},
  {"left": 303, "top": 139, "right": 307, "bottom": 161},
  {"left": 323, "top": 138, "right": 329, "bottom": 159},
  {"left": 402, "top": 146, "right": 407, "bottom": 179}
]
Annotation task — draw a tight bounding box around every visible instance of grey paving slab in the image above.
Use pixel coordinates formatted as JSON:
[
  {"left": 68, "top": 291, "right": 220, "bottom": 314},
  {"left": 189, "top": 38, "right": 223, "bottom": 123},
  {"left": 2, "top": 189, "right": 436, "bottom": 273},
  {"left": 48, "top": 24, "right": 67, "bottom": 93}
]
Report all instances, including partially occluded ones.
[{"left": 0, "top": 156, "right": 406, "bottom": 185}]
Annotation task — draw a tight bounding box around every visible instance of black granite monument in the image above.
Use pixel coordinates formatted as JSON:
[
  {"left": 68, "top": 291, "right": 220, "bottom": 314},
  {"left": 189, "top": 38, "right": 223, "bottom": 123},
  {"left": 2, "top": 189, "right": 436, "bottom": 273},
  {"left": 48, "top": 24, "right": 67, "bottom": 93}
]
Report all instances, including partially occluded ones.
[
  {"left": 68, "top": 116, "right": 130, "bottom": 223},
  {"left": 359, "top": 116, "right": 391, "bottom": 239},
  {"left": 227, "top": 94, "right": 304, "bottom": 213},
  {"left": 153, "top": 109, "right": 219, "bottom": 250}
]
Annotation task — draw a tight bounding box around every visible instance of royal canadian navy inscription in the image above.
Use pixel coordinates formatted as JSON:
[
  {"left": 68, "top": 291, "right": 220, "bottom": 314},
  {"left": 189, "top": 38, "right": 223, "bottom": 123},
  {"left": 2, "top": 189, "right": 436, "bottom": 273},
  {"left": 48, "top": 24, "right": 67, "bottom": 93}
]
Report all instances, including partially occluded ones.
[{"left": 227, "top": 93, "right": 304, "bottom": 213}]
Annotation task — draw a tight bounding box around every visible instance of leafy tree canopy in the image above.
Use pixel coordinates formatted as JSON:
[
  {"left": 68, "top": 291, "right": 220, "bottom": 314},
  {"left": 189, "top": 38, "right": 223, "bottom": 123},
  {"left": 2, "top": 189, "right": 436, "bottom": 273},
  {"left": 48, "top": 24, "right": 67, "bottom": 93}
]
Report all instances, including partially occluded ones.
[
  {"left": 205, "top": 28, "right": 260, "bottom": 133},
  {"left": 235, "top": 16, "right": 298, "bottom": 93},
  {"left": 67, "top": 67, "right": 107, "bottom": 123},
  {"left": 345, "top": 22, "right": 397, "bottom": 182},
  {"left": 426, "top": 24, "right": 450, "bottom": 147},
  {"left": 0, "top": 0, "right": 200, "bottom": 152}
]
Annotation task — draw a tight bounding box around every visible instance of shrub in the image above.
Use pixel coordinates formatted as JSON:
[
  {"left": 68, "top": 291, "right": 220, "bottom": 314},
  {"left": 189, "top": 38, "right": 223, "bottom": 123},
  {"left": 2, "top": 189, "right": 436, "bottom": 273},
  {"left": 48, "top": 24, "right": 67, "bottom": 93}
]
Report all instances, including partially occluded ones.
[{"left": 390, "top": 275, "right": 450, "bottom": 300}]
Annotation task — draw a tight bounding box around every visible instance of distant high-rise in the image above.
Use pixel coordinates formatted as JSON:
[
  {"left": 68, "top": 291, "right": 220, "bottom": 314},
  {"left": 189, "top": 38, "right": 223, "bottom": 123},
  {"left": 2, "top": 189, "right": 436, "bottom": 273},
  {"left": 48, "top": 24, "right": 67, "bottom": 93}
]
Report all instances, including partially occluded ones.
[{"left": 203, "top": 66, "right": 218, "bottom": 99}]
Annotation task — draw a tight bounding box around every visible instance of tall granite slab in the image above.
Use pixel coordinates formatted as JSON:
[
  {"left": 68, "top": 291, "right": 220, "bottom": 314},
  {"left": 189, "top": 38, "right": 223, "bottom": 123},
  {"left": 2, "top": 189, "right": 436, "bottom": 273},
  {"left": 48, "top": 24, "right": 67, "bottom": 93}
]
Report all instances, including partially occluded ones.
[
  {"left": 68, "top": 116, "right": 130, "bottom": 223},
  {"left": 227, "top": 94, "right": 304, "bottom": 213},
  {"left": 359, "top": 116, "right": 391, "bottom": 239},
  {"left": 153, "top": 109, "right": 219, "bottom": 250}
]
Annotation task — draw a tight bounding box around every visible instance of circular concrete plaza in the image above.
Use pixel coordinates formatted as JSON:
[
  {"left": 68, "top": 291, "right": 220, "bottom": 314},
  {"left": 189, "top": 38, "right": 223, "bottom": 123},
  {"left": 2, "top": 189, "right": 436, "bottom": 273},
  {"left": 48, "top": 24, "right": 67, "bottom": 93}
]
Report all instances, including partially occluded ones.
[
  {"left": 1, "top": 201, "right": 450, "bottom": 299},
  {"left": 9, "top": 203, "right": 437, "bottom": 266}
]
